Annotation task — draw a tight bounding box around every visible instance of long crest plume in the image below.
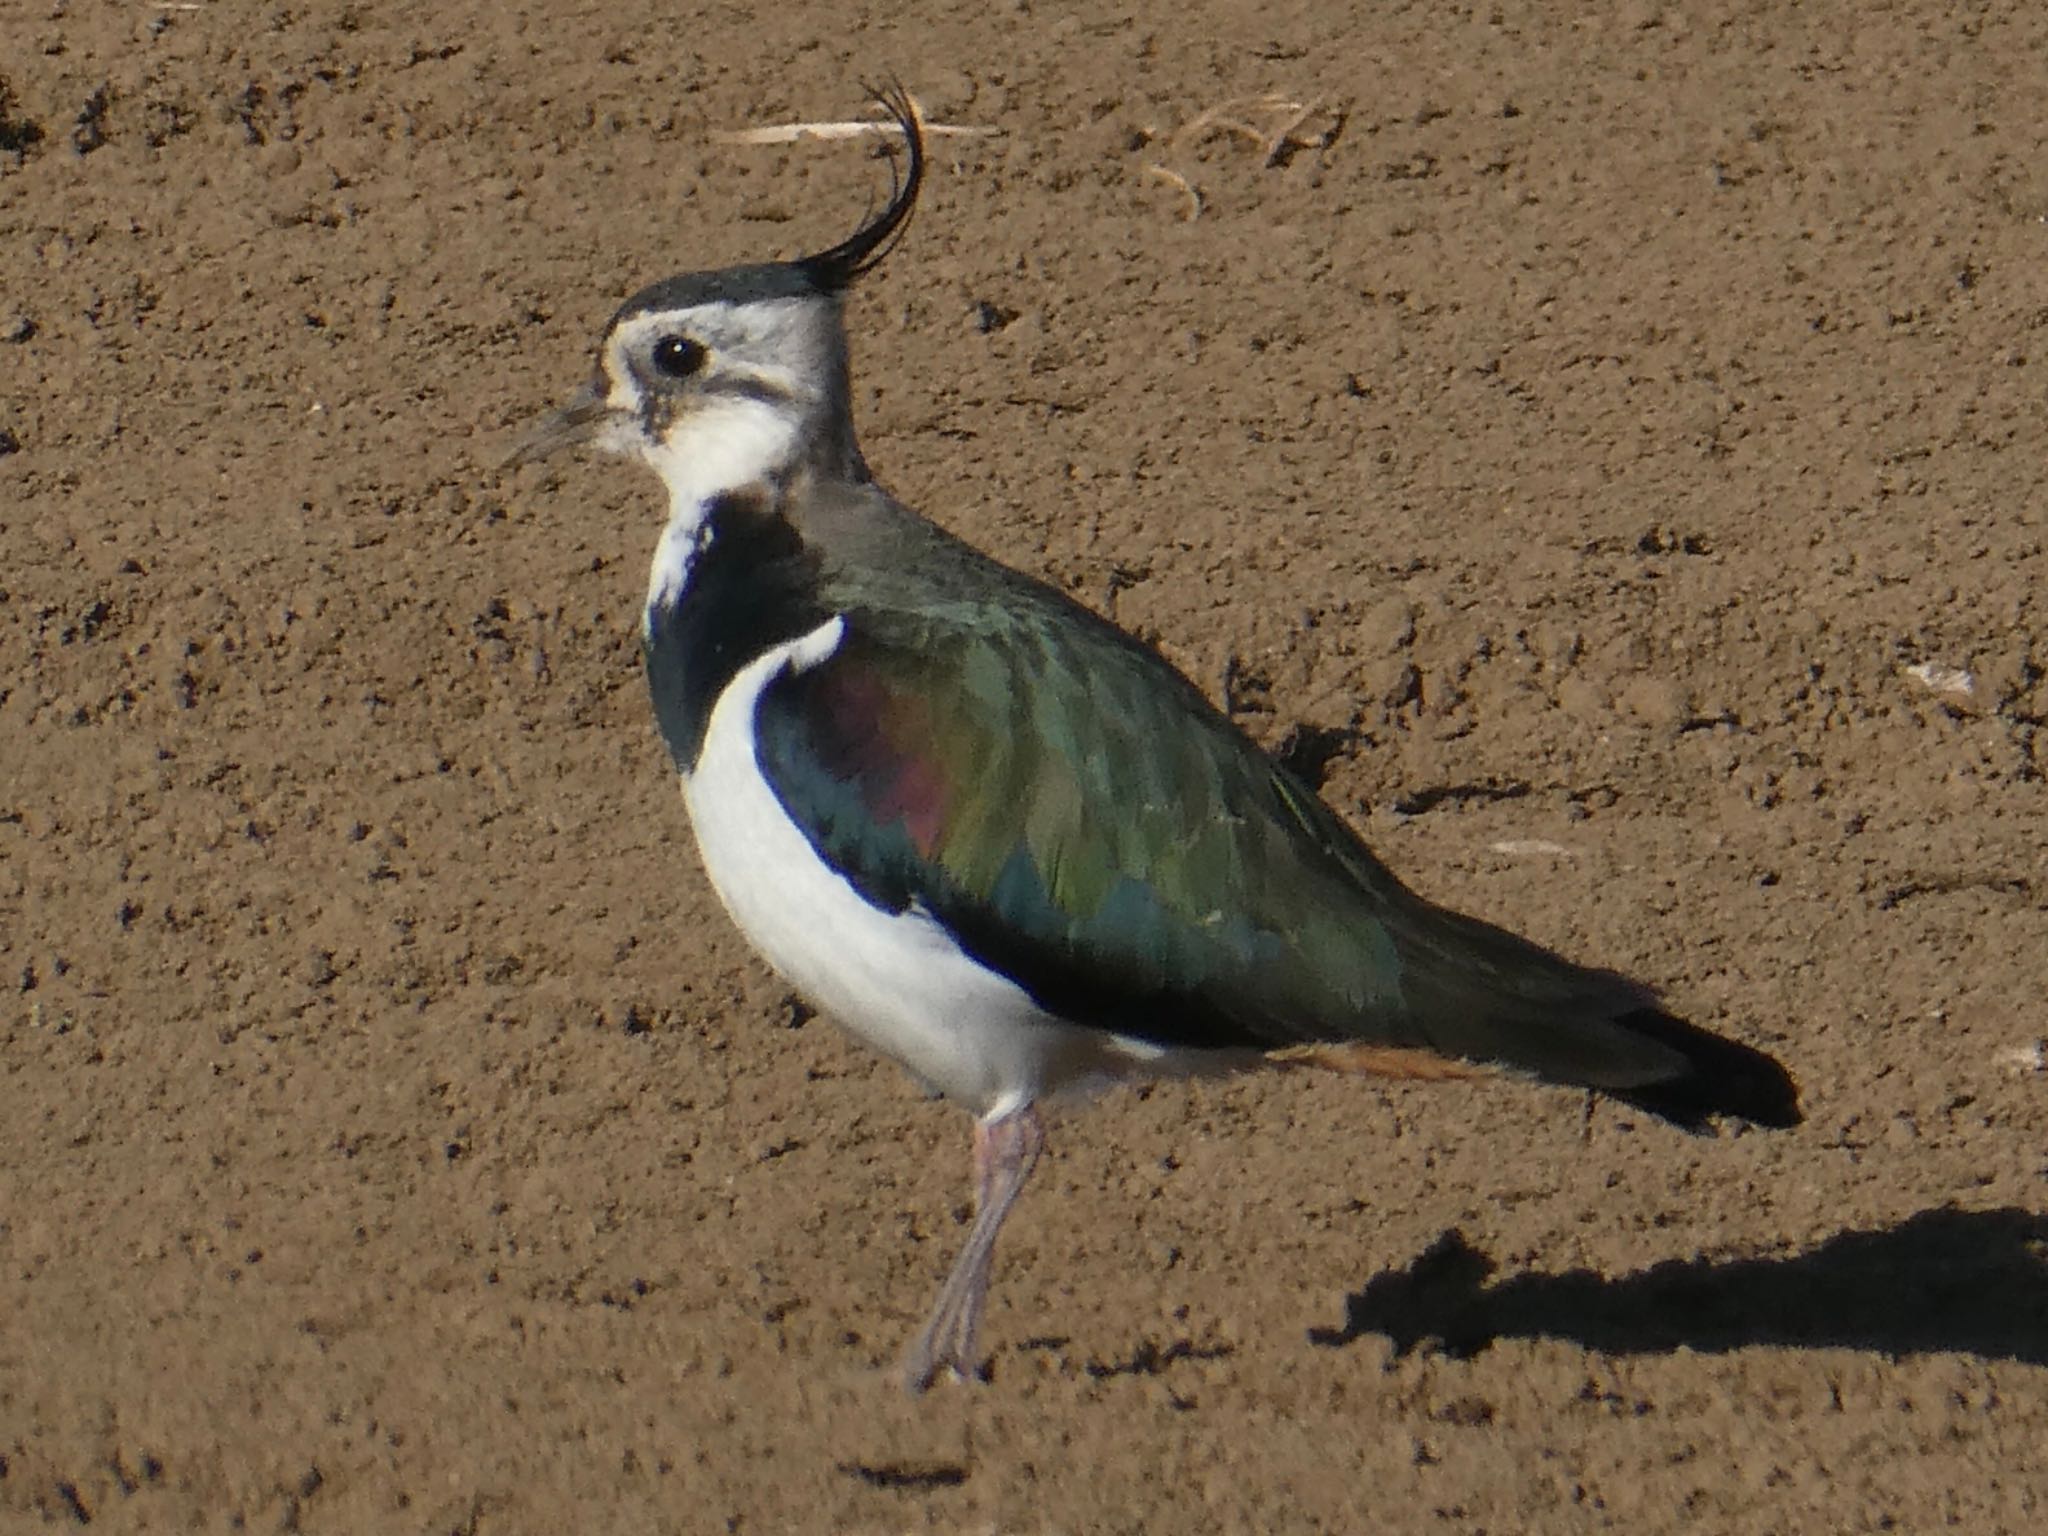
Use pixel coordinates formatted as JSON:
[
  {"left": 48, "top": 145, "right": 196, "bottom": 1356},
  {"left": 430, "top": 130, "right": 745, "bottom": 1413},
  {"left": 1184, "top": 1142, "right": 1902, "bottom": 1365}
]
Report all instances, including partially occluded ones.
[{"left": 793, "top": 83, "right": 926, "bottom": 292}]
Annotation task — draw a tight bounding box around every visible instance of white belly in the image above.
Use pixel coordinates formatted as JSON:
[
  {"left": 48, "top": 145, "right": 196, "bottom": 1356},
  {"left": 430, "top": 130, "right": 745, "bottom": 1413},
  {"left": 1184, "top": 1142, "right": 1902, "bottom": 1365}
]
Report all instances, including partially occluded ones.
[{"left": 681, "top": 617, "right": 1166, "bottom": 1118}]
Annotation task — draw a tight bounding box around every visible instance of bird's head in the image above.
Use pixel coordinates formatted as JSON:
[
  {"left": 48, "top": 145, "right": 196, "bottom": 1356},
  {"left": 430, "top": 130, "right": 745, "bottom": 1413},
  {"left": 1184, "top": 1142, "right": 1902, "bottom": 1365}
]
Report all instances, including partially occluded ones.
[{"left": 508, "top": 86, "right": 924, "bottom": 502}]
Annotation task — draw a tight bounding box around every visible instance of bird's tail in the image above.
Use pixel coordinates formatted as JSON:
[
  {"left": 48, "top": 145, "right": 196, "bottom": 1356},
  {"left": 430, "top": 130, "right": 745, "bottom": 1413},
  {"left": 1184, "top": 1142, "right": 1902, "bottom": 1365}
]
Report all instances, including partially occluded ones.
[
  {"left": 1594, "top": 1004, "right": 1801, "bottom": 1129},
  {"left": 1366, "top": 898, "right": 1803, "bottom": 1131}
]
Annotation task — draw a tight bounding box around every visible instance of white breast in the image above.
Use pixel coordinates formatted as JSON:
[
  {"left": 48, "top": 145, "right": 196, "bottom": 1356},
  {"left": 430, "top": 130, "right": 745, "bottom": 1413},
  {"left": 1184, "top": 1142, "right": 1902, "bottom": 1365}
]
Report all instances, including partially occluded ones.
[{"left": 681, "top": 616, "right": 1174, "bottom": 1118}]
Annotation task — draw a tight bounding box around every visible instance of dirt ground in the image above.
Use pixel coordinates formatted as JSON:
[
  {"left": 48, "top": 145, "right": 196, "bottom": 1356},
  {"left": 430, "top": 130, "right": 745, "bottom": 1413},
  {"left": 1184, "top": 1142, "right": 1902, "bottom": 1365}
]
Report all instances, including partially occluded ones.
[{"left": 3, "top": 1, "right": 2046, "bottom": 1531}]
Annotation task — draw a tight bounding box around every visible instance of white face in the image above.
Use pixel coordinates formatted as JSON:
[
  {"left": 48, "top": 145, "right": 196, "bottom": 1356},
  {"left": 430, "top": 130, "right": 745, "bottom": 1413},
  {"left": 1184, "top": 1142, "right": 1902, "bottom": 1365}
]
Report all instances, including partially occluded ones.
[
  {"left": 604, "top": 298, "right": 841, "bottom": 622},
  {"left": 602, "top": 300, "right": 828, "bottom": 429},
  {"left": 598, "top": 297, "right": 846, "bottom": 496}
]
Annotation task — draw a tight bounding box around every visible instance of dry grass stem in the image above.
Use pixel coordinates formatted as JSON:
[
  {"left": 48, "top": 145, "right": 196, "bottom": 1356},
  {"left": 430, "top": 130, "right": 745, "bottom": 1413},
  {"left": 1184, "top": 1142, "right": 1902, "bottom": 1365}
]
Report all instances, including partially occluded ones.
[
  {"left": 1143, "top": 164, "right": 1204, "bottom": 221},
  {"left": 1141, "top": 91, "right": 1342, "bottom": 218},
  {"left": 1172, "top": 93, "right": 1341, "bottom": 166},
  {"left": 714, "top": 109, "right": 999, "bottom": 147}
]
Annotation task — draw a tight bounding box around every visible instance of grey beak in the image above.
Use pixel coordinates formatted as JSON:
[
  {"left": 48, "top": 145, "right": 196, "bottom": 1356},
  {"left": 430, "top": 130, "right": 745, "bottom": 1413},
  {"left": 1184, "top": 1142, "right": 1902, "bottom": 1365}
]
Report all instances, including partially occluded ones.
[{"left": 501, "top": 383, "right": 614, "bottom": 469}]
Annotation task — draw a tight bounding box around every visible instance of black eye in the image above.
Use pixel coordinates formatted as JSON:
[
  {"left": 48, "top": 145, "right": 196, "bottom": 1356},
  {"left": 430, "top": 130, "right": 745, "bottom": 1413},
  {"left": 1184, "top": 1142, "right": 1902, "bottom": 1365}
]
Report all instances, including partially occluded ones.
[{"left": 650, "top": 335, "right": 706, "bottom": 380}]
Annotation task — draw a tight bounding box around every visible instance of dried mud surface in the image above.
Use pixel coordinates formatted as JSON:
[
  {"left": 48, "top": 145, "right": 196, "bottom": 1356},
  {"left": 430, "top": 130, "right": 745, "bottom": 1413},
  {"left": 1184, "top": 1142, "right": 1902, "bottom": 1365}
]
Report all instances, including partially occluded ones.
[{"left": 3, "top": 2, "right": 2047, "bottom": 1532}]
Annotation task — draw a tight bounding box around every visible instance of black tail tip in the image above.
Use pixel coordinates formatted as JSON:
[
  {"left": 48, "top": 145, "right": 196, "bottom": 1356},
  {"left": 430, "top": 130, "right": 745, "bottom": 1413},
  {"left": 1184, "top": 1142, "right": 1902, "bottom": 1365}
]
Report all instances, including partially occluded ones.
[{"left": 1611, "top": 1008, "right": 1803, "bottom": 1132}]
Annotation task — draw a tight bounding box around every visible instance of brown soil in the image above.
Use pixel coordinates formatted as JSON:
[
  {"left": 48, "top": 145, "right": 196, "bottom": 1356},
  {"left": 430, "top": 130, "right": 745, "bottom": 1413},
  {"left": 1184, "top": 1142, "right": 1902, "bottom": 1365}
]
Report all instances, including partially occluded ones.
[{"left": 4, "top": 3, "right": 2046, "bottom": 1532}]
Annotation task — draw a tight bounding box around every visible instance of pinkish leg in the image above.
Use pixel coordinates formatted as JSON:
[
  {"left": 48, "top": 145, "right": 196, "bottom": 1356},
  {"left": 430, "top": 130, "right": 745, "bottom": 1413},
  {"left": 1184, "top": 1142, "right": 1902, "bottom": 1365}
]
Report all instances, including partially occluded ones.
[{"left": 901, "top": 1104, "right": 1045, "bottom": 1394}]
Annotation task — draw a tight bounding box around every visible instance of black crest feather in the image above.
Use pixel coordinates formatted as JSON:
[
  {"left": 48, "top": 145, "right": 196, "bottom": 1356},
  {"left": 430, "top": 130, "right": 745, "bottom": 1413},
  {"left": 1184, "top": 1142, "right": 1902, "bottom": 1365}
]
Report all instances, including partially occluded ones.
[{"left": 794, "top": 83, "right": 925, "bottom": 292}]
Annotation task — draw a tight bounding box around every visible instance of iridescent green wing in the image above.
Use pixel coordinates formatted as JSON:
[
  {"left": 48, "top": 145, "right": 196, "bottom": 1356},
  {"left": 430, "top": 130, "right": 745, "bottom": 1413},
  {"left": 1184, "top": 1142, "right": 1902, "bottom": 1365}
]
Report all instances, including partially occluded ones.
[{"left": 750, "top": 588, "right": 1442, "bottom": 1052}]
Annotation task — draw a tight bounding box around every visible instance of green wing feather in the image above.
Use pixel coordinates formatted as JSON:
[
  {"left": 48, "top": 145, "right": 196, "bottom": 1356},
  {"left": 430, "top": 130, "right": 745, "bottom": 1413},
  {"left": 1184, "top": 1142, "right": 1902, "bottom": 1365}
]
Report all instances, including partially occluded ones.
[
  {"left": 750, "top": 501, "right": 1799, "bottom": 1125},
  {"left": 759, "top": 538, "right": 1591, "bottom": 1054}
]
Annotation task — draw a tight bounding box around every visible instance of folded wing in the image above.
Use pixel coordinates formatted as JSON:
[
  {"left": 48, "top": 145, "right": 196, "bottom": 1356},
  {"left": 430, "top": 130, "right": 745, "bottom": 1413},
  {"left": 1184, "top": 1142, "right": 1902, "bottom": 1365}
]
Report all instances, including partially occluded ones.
[{"left": 751, "top": 588, "right": 1797, "bottom": 1128}]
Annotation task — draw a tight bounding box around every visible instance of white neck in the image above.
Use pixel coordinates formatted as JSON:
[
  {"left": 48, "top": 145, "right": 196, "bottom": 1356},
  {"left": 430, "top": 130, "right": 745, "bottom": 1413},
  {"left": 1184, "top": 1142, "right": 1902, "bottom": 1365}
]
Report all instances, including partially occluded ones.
[{"left": 636, "top": 395, "right": 803, "bottom": 626}]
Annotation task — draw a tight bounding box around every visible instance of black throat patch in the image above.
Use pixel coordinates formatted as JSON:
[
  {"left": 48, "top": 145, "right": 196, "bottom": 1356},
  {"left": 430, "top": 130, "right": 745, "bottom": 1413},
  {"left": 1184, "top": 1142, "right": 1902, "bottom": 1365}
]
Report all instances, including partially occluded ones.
[{"left": 642, "top": 488, "right": 830, "bottom": 774}]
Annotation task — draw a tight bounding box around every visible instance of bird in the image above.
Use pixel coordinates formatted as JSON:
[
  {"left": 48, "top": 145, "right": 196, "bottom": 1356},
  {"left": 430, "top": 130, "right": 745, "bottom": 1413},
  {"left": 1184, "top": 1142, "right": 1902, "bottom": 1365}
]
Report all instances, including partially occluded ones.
[{"left": 507, "top": 86, "right": 1800, "bottom": 1395}]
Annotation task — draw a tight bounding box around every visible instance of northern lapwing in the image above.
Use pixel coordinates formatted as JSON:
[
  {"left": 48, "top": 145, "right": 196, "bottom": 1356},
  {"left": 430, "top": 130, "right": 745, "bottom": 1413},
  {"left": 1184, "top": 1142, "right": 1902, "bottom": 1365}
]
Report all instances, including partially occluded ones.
[{"left": 509, "top": 87, "right": 1800, "bottom": 1394}]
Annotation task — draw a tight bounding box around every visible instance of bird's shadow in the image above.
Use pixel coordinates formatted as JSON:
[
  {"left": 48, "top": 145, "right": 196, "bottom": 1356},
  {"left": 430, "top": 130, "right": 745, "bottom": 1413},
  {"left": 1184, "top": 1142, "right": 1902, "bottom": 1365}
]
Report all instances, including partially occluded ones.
[{"left": 1312, "top": 1205, "right": 2048, "bottom": 1366}]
